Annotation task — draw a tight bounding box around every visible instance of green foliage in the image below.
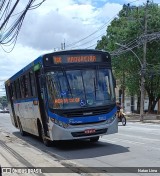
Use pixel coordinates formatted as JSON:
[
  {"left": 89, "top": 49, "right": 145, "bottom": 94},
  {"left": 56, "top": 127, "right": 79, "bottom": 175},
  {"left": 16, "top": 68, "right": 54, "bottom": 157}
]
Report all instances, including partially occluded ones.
[{"left": 96, "top": 2, "right": 160, "bottom": 112}]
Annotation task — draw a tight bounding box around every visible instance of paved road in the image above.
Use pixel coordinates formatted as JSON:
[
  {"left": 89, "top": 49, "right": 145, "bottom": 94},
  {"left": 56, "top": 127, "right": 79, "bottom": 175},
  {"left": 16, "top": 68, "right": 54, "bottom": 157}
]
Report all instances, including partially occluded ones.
[{"left": 0, "top": 113, "right": 160, "bottom": 176}]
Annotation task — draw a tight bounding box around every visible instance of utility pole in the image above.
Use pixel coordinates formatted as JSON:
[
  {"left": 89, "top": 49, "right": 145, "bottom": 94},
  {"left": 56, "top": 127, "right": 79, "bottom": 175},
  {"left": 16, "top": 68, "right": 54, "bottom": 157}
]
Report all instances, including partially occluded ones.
[
  {"left": 122, "top": 71, "right": 125, "bottom": 110},
  {"left": 140, "top": 0, "right": 149, "bottom": 121}
]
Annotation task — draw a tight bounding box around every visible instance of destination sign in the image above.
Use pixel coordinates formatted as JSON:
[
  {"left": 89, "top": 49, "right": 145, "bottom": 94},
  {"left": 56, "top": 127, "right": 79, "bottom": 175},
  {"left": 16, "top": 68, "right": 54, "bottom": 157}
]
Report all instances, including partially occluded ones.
[
  {"left": 43, "top": 52, "right": 111, "bottom": 66},
  {"left": 52, "top": 55, "right": 101, "bottom": 64}
]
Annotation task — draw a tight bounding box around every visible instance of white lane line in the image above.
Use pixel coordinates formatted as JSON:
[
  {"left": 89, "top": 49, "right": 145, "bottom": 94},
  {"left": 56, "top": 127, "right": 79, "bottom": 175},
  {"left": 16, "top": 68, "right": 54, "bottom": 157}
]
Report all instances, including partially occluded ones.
[
  {"left": 101, "top": 138, "right": 160, "bottom": 151},
  {"left": 119, "top": 131, "right": 160, "bottom": 136},
  {"left": 116, "top": 133, "right": 160, "bottom": 142},
  {"left": 119, "top": 125, "right": 160, "bottom": 130},
  {"left": 101, "top": 138, "right": 145, "bottom": 145},
  {"left": 119, "top": 127, "right": 160, "bottom": 135},
  {"left": 127, "top": 122, "right": 160, "bottom": 126}
]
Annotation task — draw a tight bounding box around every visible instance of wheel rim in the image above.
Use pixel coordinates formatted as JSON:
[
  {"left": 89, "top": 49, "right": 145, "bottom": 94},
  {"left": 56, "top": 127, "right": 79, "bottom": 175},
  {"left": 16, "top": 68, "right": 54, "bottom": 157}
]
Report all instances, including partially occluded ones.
[
  {"left": 122, "top": 117, "right": 126, "bottom": 125},
  {"left": 40, "top": 126, "right": 50, "bottom": 146}
]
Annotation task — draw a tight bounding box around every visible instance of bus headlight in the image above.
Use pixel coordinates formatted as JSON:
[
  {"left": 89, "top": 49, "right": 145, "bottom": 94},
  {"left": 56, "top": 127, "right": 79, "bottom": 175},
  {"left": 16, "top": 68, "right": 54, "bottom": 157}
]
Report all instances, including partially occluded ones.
[
  {"left": 50, "top": 118, "right": 69, "bottom": 128},
  {"left": 106, "top": 114, "right": 116, "bottom": 124}
]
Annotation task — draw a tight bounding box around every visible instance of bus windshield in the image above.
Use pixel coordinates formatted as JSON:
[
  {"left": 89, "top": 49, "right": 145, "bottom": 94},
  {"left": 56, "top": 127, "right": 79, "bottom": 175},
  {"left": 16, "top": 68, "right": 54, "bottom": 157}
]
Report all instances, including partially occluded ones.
[{"left": 46, "top": 68, "right": 115, "bottom": 109}]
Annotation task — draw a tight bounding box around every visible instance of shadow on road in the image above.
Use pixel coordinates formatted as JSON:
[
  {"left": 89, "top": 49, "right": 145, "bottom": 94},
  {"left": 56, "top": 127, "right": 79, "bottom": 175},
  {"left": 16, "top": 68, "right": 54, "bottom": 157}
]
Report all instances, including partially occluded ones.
[{"left": 13, "top": 131, "right": 129, "bottom": 160}]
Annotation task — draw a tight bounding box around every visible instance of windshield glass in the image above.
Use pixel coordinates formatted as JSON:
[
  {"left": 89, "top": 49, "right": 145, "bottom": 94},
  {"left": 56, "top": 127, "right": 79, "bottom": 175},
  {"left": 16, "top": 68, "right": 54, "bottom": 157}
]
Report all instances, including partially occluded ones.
[{"left": 46, "top": 68, "right": 115, "bottom": 109}]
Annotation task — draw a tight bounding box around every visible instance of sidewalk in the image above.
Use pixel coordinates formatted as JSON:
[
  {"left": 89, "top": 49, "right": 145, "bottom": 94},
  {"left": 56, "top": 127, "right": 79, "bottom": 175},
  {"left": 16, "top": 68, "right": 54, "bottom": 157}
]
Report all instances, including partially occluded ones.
[
  {"left": 0, "top": 128, "right": 80, "bottom": 176},
  {"left": 125, "top": 113, "right": 160, "bottom": 124}
]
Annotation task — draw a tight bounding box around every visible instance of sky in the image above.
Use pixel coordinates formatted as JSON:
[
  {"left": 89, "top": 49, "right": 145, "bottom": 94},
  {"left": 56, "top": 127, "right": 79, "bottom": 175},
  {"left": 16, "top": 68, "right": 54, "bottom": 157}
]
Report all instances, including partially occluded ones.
[{"left": 0, "top": 0, "right": 159, "bottom": 94}]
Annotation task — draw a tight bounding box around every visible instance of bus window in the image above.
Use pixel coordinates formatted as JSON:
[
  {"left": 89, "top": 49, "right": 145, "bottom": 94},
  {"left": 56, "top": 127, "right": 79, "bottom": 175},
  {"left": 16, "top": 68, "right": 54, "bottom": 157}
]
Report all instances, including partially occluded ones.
[
  {"left": 24, "top": 74, "right": 29, "bottom": 97},
  {"left": 25, "top": 73, "right": 31, "bottom": 97},
  {"left": 29, "top": 71, "right": 36, "bottom": 97},
  {"left": 15, "top": 79, "right": 21, "bottom": 99},
  {"left": 11, "top": 83, "right": 16, "bottom": 100},
  {"left": 20, "top": 75, "right": 29, "bottom": 98},
  {"left": 46, "top": 72, "right": 61, "bottom": 108},
  {"left": 20, "top": 76, "right": 25, "bottom": 98}
]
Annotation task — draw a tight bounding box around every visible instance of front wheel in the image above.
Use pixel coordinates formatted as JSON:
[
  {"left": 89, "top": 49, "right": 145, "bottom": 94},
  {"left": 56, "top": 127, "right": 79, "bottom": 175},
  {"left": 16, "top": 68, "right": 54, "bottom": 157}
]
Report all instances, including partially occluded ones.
[
  {"left": 39, "top": 123, "right": 51, "bottom": 147},
  {"left": 122, "top": 116, "right": 126, "bottom": 126},
  {"left": 90, "top": 136, "right": 99, "bottom": 142}
]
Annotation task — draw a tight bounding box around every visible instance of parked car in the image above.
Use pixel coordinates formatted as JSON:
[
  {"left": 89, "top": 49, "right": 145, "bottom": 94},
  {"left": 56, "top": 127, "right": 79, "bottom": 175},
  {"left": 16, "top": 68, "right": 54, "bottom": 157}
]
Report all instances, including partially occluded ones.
[
  {"left": 0, "top": 109, "right": 3, "bottom": 113},
  {"left": 0, "top": 109, "right": 9, "bottom": 113}
]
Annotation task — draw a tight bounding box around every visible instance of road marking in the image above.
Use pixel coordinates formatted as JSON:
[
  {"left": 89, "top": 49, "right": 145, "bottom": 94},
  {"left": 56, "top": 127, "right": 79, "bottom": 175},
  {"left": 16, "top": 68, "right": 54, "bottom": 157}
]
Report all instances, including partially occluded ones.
[
  {"left": 101, "top": 138, "right": 145, "bottom": 145},
  {"left": 101, "top": 137, "right": 160, "bottom": 151},
  {"left": 116, "top": 133, "right": 160, "bottom": 142}
]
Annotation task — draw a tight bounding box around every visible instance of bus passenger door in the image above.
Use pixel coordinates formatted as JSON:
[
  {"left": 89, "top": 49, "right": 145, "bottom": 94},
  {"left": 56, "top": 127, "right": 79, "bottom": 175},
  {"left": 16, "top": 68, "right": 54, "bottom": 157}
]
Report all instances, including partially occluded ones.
[
  {"left": 35, "top": 70, "right": 49, "bottom": 136},
  {"left": 6, "top": 84, "right": 18, "bottom": 128}
]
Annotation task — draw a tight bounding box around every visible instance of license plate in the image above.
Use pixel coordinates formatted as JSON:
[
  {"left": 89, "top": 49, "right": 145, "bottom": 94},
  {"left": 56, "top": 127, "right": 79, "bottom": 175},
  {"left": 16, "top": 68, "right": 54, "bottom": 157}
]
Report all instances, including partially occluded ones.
[{"left": 84, "top": 129, "right": 96, "bottom": 134}]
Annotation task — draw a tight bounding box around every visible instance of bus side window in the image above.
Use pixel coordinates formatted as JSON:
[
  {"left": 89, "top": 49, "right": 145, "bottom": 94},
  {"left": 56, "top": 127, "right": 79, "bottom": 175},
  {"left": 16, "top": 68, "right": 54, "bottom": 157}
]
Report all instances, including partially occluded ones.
[
  {"left": 20, "top": 76, "right": 25, "bottom": 98},
  {"left": 26, "top": 73, "right": 31, "bottom": 97},
  {"left": 24, "top": 74, "right": 29, "bottom": 97},
  {"left": 29, "top": 71, "right": 36, "bottom": 97},
  {"left": 11, "top": 83, "right": 16, "bottom": 100},
  {"left": 15, "top": 79, "right": 21, "bottom": 99}
]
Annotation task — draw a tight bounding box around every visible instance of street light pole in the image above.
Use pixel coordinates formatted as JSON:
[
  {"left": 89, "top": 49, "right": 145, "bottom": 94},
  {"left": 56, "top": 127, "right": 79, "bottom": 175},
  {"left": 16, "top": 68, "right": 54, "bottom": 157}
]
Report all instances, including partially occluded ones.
[
  {"left": 140, "top": 0, "right": 149, "bottom": 121},
  {"left": 115, "top": 43, "right": 143, "bottom": 67},
  {"left": 115, "top": 43, "right": 143, "bottom": 119},
  {"left": 115, "top": 1, "right": 149, "bottom": 121}
]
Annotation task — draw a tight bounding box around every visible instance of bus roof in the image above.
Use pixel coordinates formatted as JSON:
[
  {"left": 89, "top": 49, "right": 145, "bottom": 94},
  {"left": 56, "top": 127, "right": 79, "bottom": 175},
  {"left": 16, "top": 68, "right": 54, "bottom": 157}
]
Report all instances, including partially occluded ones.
[{"left": 5, "top": 49, "right": 110, "bottom": 84}]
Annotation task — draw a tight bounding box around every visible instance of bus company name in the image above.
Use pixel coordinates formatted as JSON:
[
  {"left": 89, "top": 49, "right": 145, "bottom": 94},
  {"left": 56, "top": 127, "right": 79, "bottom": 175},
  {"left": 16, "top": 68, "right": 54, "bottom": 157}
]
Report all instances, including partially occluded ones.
[{"left": 53, "top": 55, "right": 96, "bottom": 64}]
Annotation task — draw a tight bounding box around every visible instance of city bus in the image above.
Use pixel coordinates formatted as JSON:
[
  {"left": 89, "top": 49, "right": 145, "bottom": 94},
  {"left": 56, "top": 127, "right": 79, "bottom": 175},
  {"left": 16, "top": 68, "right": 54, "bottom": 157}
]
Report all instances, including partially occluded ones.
[{"left": 5, "top": 49, "right": 118, "bottom": 146}]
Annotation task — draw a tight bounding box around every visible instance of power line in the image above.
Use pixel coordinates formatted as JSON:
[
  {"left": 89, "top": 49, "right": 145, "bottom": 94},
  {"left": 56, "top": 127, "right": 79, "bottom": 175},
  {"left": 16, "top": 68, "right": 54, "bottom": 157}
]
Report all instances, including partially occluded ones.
[
  {"left": 0, "top": 0, "right": 46, "bottom": 52},
  {"left": 111, "top": 32, "right": 160, "bottom": 56},
  {"left": 70, "top": 0, "right": 145, "bottom": 48},
  {"left": 66, "top": 14, "right": 119, "bottom": 49},
  {"left": 71, "top": 32, "right": 106, "bottom": 49},
  {"left": 65, "top": 0, "right": 141, "bottom": 50}
]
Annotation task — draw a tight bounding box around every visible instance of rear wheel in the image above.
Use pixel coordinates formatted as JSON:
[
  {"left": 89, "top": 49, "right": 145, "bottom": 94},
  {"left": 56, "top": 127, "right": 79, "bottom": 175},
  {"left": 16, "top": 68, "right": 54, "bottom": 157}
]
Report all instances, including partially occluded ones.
[
  {"left": 90, "top": 136, "right": 99, "bottom": 142},
  {"left": 122, "top": 116, "right": 126, "bottom": 126},
  {"left": 18, "top": 119, "right": 26, "bottom": 136}
]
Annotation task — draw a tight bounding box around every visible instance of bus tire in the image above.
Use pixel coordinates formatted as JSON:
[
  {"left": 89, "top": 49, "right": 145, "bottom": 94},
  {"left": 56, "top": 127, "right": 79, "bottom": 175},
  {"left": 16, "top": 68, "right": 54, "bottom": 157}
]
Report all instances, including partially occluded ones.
[
  {"left": 38, "top": 122, "right": 51, "bottom": 147},
  {"left": 90, "top": 136, "right": 99, "bottom": 142},
  {"left": 18, "top": 118, "right": 26, "bottom": 136}
]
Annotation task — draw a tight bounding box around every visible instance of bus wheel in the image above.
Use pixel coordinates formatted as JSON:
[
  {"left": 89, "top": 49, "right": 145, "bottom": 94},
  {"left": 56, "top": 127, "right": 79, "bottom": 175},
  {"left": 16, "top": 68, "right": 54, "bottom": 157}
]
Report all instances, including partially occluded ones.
[
  {"left": 39, "top": 123, "right": 51, "bottom": 147},
  {"left": 18, "top": 119, "right": 26, "bottom": 136},
  {"left": 90, "top": 136, "right": 99, "bottom": 142}
]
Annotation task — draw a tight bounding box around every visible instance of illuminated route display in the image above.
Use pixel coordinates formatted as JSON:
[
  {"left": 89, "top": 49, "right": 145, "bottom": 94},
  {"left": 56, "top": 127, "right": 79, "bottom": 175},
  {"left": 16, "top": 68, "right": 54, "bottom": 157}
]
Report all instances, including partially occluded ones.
[
  {"left": 43, "top": 50, "right": 111, "bottom": 66},
  {"left": 53, "top": 55, "right": 97, "bottom": 64}
]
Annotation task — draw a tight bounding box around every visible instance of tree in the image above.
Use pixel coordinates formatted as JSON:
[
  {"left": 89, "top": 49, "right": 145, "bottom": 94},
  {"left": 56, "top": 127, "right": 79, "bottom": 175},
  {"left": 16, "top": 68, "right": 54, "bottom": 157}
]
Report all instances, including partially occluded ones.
[{"left": 96, "top": 2, "right": 160, "bottom": 113}]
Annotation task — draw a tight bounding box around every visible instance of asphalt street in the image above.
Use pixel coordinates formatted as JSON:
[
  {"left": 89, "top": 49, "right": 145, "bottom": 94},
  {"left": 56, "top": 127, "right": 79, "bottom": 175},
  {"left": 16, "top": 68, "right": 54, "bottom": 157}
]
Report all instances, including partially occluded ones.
[{"left": 0, "top": 113, "right": 160, "bottom": 176}]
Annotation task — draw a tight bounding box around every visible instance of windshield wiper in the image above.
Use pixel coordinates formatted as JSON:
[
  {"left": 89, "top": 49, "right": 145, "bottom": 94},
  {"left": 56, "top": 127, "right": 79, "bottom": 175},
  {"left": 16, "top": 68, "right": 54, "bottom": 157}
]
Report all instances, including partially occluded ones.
[
  {"left": 61, "top": 67, "right": 73, "bottom": 98},
  {"left": 94, "top": 77, "right": 97, "bottom": 100},
  {"left": 80, "top": 70, "right": 87, "bottom": 107},
  {"left": 94, "top": 66, "right": 99, "bottom": 100}
]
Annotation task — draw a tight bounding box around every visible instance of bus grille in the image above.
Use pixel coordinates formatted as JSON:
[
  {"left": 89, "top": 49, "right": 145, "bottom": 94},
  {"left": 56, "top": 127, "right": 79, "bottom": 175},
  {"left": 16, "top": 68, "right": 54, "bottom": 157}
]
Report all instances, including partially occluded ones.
[
  {"left": 70, "top": 120, "right": 106, "bottom": 126},
  {"left": 61, "top": 105, "right": 115, "bottom": 118}
]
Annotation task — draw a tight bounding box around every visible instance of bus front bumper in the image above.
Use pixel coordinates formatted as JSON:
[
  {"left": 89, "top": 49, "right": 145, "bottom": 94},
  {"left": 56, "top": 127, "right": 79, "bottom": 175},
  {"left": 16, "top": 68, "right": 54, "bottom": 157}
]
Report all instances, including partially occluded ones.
[{"left": 49, "top": 117, "right": 118, "bottom": 141}]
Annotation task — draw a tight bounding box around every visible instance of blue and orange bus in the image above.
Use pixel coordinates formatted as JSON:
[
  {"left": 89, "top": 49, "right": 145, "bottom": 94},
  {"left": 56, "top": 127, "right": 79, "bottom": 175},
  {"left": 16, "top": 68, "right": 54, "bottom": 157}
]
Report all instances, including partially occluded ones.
[{"left": 5, "top": 49, "right": 118, "bottom": 146}]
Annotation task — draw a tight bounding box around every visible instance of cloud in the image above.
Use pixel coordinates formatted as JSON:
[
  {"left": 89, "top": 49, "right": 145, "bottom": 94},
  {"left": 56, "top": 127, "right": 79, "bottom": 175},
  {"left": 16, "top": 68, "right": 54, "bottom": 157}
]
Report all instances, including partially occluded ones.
[
  {"left": 0, "top": 44, "right": 45, "bottom": 80},
  {"left": 18, "top": 0, "right": 122, "bottom": 50},
  {"left": 19, "top": 10, "right": 95, "bottom": 50},
  {"left": 0, "top": 0, "right": 123, "bottom": 85},
  {"left": 96, "top": 3, "right": 122, "bottom": 23}
]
